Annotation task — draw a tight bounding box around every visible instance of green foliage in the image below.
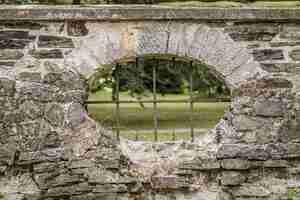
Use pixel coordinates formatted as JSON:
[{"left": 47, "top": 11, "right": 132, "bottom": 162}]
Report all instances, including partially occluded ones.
[{"left": 89, "top": 57, "right": 230, "bottom": 101}]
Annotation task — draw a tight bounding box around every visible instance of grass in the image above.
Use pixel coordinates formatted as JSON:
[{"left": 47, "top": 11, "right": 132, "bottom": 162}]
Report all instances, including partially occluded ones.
[{"left": 87, "top": 90, "right": 228, "bottom": 141}]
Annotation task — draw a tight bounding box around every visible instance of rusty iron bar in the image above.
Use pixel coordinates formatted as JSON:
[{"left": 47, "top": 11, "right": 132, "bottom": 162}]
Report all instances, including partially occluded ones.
[
  {"left": 86, "top": 98, "right": 230, "bottom": 104},
  {"left": 115, "top": 63, "right": 120, "bottom": 141},
  {"left": 189, "top": 60, "right": 194, "bottom": 142},
  {"left": 153, "top": 59, "right": 159, "bottom": 142}
]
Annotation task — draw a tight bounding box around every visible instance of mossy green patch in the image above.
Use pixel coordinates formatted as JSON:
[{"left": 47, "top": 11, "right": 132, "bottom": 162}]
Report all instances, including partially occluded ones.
[{"left": 288, "top": 188, "right": 300, "bottom": 200}]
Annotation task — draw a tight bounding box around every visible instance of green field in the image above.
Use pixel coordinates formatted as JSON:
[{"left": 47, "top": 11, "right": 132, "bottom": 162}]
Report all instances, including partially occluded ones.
[{"left": 87, "top": 91, "right": 228, "bottom": 141}]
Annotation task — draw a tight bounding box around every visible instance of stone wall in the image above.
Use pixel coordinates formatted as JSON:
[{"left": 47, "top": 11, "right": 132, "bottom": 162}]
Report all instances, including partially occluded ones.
[{"left": 0, "top": 6, "right": 299, "bottom": 200}]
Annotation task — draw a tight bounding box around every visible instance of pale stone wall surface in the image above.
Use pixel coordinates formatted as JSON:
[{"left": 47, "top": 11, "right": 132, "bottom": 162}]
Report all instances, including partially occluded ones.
[{"left": 0, "top": 6, "right": 299, "bottom": 200}]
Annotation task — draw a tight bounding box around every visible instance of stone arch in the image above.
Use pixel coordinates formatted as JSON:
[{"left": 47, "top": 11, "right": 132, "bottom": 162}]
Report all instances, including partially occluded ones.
[{"left": 64, "top": 21, "right": 267, "bottom": 89}]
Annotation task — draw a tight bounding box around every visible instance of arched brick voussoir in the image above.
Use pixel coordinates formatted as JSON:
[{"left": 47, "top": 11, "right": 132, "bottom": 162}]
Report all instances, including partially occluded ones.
[
  {"left": 64, "top": 22, "right": 267, "bottom": 88},
  {"left": 165, "top": 23, "right": 267, "bottom": 87},
  {"left": 64, "top": 22, "right": 137, "bottom": 78}
]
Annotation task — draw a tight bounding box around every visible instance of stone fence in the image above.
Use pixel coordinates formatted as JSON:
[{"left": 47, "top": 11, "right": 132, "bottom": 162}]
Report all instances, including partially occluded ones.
[{"left": 0, "top": 6, "right": 299, "bottom": 200}]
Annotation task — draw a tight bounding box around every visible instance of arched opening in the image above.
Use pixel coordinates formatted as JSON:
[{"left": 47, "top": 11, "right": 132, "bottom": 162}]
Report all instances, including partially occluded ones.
[{"left": 86, "top": 54, "right": 231, "bottom": 141}]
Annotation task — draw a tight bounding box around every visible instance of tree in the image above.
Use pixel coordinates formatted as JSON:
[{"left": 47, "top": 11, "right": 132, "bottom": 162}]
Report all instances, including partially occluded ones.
[{"left": 89, "top": 57, "right": 230, "bottom": 105}]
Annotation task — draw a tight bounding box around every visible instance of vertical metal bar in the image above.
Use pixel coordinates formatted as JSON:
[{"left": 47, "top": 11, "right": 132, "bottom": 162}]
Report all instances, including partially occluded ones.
[
  {"left": 135, "top": 130, "right": 138, "bottom": 141},
  {"left": 115, "top": 63, "right": 120, "bottom": 141},
  {"left": 172, "top": 129, "right": 176, "bottom": 141},
  {"left": 189, "top": 61, "right": 194, "bottom": 142},
  {"left": 153, "top": 59, "right": 158, "bottom": 142}
]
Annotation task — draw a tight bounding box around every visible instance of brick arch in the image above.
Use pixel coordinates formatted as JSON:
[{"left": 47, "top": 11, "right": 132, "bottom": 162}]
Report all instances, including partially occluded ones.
[{"left": 64, "top": 22, "right": 267, "bottom": 89}]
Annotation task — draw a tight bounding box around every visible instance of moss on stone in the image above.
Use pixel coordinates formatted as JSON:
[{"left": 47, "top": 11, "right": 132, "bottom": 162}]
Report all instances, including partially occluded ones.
[{"left": 288, "top": 188, "right": 300, "bottom": 200}]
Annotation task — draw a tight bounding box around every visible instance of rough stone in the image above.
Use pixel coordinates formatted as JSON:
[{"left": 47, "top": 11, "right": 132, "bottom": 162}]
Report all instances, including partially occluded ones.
[
  {"left": 260, "top": 63, "right": 300, "bottom": 73},
  {"left": 225, "top": 24, "right": 278, "bottom": 41},
  {"left": 290, "top": 49, "right": 300, "bottom": 61},
  {"left": 0, "top": 49, "right": 24, "bottom": 60},
  {"left": 0, "top": 39, "right": 32, "bottom": 49},
  {"left": 67, "top": 21, "right": 89, "bottom": 37},
  {"left": 29, "top": 49, "right": 63, "bottom": 59},
  {"left": 17, "top": 82, "right": 59, "bottom": 102},
  {"left": 65, "top": 103, "right": 86, "bottom": 129},
  {"left": 44, "top": 103, "right": 64, "bottom": 127},
  {"left": 179, "top": 159, "right": 220, "bottom": 170},
  {"left": 221, "top": 171, "right": 246, "bottom": 186},
  {"left": 232, "top": 185, "right": 271, "bottom": 197},
  {"left": 232, "top": 115, "right": 262, "bottom": 131},
  {"left": 0, "top": 78, "right": 15, "bottom": 96},
  {"left": 0, "top": 21, "right": 45, "bottom": 30},
  {"left": 221, "top": 159, "right": 250, "bottom": 170},
  {"left": 17, "top": 71, "right": 42, "bottom": 82},
  {"left": 252, "top": 49, "right": 284, "bottom": 61},
  {"left": 254, "top": 99, "right": 284, "bottom": 117},
  {"left": 19, "top": 100, "right": 43, "bottom": 120},
  {"left": 280, "top": 26, "right": 300, "bottom": 40},
  {"left": 0, "top": 8, "right": 298, "bottom": 200},
  {"left": 38, "top": 35, "right": 74, "bottom": 48}
]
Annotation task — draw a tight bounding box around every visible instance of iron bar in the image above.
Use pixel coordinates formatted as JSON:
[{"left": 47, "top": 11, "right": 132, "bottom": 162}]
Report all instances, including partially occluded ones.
[
  {"left": 153, "top": 59, "right": 158, "bottom": 142},
  {"left": 115, "top": 63, "right": 120, "bottom": 141},
  {"left": 86, "top": 98, "right": 230, "bottom": 104},
  {"left": 189, "top": 61, "right": 194, "bottom": 142}
]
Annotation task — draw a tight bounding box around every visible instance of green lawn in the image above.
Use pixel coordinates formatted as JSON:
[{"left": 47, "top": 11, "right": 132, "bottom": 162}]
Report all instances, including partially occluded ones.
[{"left": 87, "top": 91, "right": 228, "bottom": 141}]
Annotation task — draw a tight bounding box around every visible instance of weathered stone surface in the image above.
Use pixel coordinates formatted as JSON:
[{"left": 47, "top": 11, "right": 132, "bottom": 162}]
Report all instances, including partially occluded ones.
[
  {"left": 19, "top": 100, "right": 43, "bottom": 120},
  {"left": 260, "top": 63, "right": 300, "bottom": 73},
  {"left": 225, "top": 24, "right": 278, "bottom": 41},
  {"left": 44, "top": 103, "right": 64, "bottom": 127},
  {"left": 30, "top": 49, "right": 63, "bottom": 59},
  {"left": 270, "top": 41, "right": 300, "bottom": 47},
  {"left": 252, "top": 49, "right": 284, "bottom": 61},
  {"left": 17, "top": 83, "right": 59, "bottom": 102},
  {"left": 0, "top": 39, "right": 32, "bottom": 49},
  {"left": 0, "top": 49, "right": 23, "bottom": 60},
  {"left": 67, "top": 21, "right": 89, "bottom": 37},
  {"left": 18, "top": 148, "right": 64, "bottom": 164},
  {"left": 287, "top": 143, "right": 300, "bottom": 158},
  {"left": 262, "top": 160, "right": 289, "bottom": 168},
  {"left": 57, "top": 90, "right": 87, "bottom": 103},
  {"left": 221, "top": 159, "right": 250, "bottom": 170},
  {"left": 280, "top": 26, "right": 300, "bottom": 40},
  {"left": 0, "top": 8, "right": 298, "bottom": 200},
  {"left": 290, "top": 49, "right": 300, "bottom": 61},
  {"left": 0, "top": 78, "right": 15, "bottom": 96},
  {"left": 38, "top": 35, "right": 74, "bottom": 48},
  {"left": 65, "top": 103, "right": 86, "bottom": 129},
  {"left": 221, "top": 171, "right": 246, "bottom": 186},
  {"left": 232, "top": 185, "right": 271, "bottom": 197},
  {"left": 232, "top": 115, "right": 262, "bottom": 131},
  {"left": 179, "top": 159, "right": 220, "bottom": 170},
  {"left": 0, "top": 30, "right": 30, "bottom": 38},
  {"left": 254, "top": 99, "right": 284, "bottom": 117},
  {"left": 17, "top": 71, "right": 42, "bottom": 82},
  {"left": 0, "top": 21, "right": 45, "bottom": 30},
  {"left": 0, "top": 61, "right": 15, "bottom": 67},
  {"left": 151, "top": 176, "right": 181, "bottom": 189},
  {"left": 217, "top": 143, "right": 287, "bottom": 160},
  {"left": 93, "top": 184, "right": 127, "bottom": 193}
]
